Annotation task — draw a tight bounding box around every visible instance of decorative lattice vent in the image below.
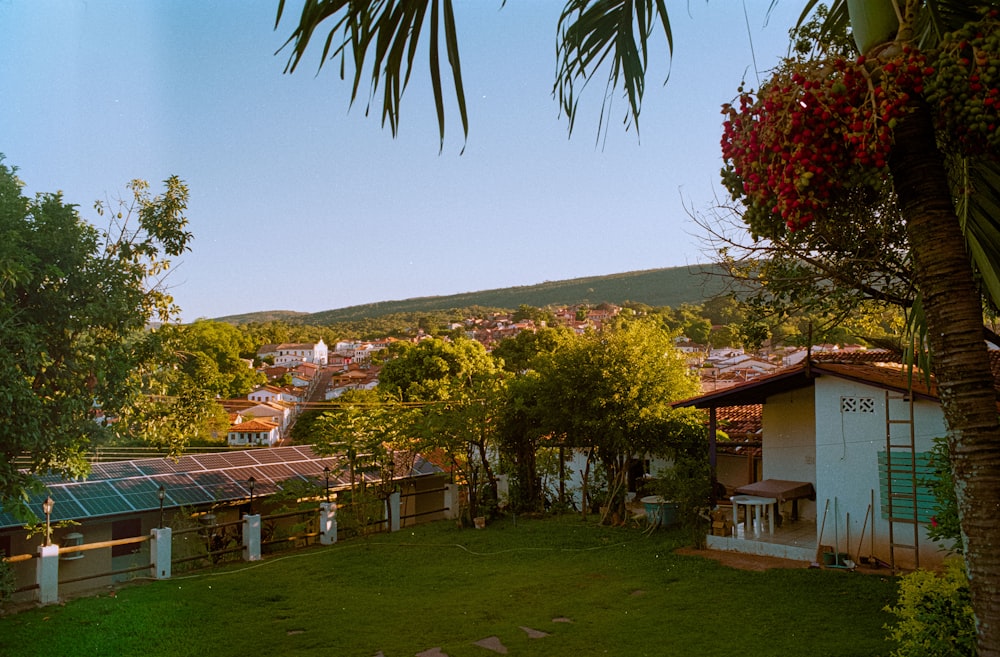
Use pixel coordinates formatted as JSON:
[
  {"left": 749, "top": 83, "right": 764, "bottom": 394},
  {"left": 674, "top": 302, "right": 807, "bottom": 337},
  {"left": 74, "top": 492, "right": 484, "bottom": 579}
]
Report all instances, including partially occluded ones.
[{"left": 840, "top": 396, "right": 875, "bottom": 413}]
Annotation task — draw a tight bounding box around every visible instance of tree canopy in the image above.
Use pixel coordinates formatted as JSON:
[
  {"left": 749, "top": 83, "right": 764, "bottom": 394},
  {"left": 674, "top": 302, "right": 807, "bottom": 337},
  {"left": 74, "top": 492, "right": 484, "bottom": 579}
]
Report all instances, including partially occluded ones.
[
  {"left": 528, "top": 319, "right": 702, "bottom": 517},
  {"left": 0, "top": 159, "right": 192, "bottom": 509}
]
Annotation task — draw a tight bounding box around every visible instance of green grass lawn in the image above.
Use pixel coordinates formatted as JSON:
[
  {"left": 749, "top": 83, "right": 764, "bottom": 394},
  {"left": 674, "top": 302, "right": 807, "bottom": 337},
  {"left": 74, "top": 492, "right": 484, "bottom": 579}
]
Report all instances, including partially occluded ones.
[{"left": 0, "top": 515, "right": 899, "bottom": 657}]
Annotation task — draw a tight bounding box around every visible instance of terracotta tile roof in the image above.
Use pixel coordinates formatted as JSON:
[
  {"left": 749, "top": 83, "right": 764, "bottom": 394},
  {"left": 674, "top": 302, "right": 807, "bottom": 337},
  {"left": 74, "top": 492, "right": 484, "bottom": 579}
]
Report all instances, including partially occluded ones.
[
  {"left": 228, "top": 418, "right": 278, "bottom": 432},
  {"left": 219, "top": 399, "right": 256, "bottom": 412},
  {"left": 813, "top": 361, "right": 937, "bottom": 398},
  {"left": 716, "top": 404, "right": 761, "bottom": 437},
  {"left": 677, "top": 347, "right": 1000, "bottom": 410},
  {"left": 810, "top": 349, "right": 902, "bottom": 364}
]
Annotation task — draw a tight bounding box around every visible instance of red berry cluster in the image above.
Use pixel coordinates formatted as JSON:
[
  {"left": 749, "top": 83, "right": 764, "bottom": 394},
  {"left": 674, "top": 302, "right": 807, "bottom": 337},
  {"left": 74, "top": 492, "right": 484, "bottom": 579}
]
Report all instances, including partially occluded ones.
[
  {"left": 925, "top": 10, "right": 1000, "bottom": 155},
  {"left": 721, "top": 49, "right": 929, "bottom": 234}
]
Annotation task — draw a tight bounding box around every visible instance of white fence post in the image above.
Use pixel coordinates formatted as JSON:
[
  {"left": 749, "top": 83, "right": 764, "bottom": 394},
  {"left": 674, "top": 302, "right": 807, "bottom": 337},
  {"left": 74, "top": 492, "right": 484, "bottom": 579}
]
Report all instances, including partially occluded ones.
[
  {"left": 444, "top": 484, "right": 459, "bottom": 520},
  {"left": 319, "top": 502, "right": 338, "bottom": 545},
  {"left": 497, "top": 474, "right": 510, "bottom": 510},
  {"left": 150, "top": 527, "right": 172, "bottom": 579},
  {"left": 388, "top": 491, "right": 401, "bottom": 532},
  {"left": 243, "top": 514, "right": 262, "bottom": 562},
  {"left": 36, "top": 544, "right": 59, "bottom": 605}
]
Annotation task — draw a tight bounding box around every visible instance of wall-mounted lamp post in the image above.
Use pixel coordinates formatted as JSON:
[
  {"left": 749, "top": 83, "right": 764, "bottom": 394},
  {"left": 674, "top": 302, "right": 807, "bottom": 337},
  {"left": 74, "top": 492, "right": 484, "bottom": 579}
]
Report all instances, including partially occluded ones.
[
  {"left": 42, "top": 496, "right": 54, "bottom": 546},
  {"left": 323, "top": 466, "right": 331, "bottom": 503},
  {"left": 158, "top": 485, "right": 166, "bottom": 528},
  {"left": 247, "top": 476, "right": 256, "bottom": 515}
]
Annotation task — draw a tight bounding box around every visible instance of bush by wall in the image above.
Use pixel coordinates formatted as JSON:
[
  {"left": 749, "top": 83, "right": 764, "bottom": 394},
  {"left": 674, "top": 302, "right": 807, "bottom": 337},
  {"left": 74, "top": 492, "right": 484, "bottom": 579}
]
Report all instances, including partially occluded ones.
[{"left": 884, "top": 556, "right": 976, "bottom": 657}]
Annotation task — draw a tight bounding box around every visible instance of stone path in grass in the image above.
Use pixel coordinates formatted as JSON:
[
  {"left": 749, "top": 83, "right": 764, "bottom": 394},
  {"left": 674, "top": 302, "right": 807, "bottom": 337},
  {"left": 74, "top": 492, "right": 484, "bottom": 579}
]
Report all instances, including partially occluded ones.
[{"left": 375, "top": 618, "right": 562, "bottom": 657}]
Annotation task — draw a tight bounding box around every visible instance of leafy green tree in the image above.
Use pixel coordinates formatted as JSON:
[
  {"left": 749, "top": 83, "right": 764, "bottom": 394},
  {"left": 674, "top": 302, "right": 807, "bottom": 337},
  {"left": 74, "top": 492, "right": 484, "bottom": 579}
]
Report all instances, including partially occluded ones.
[
  {"left": 701, "top": 294, "right": 745, "bottom": 327},
  {"left": 683, "top": 315, "right": 712, "bottom": 345},
  {"left": 0, "top": 159, "right": 192, "bottom": 507},
  {"left": 310, "top": 389, "right": 421, "bottom": 534},
  {"left": 510, "top": 304, "right": 555, "bottom": 325},
  {"left": 313, "top": 392, "right": 397, "bottom": 486},
  {"left": 378, "top": 337, "right": 497, "bottom": 402},
  {"left": 378, "top": 337, "right": 505, "bottom": 521},
  {"left": 160, "top": 320, "right": 265, "bottom": 399},
  {"left": 492, "top": 325, "right": 575, "bottom": 373},
  {"left": 495, "top": 371, "right": 547, "bottom": 512},
  {"left": 115, "top": 386, "right": 231, "bottom": 453},
  {"left": 238, "top": 320, "right": 293, "bottom": 352},
  {"left": 531, "top": 319, "right": 701, "bottom": 521},
  {"left": 422, "top": 373, "right": 508, "bottom": 521},
  {"left": 115, "top": 320, "right": 260, "bottom": 451},
  {"left": 493, "top": 327, "right": 578, "bottom": 511}
]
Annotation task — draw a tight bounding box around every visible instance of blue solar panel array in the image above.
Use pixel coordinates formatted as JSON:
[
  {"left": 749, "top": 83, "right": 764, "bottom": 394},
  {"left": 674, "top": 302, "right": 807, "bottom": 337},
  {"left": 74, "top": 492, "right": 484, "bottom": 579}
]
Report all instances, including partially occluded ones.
[{"left": 1, "top": 446, "right": 439, "bottom": 528}]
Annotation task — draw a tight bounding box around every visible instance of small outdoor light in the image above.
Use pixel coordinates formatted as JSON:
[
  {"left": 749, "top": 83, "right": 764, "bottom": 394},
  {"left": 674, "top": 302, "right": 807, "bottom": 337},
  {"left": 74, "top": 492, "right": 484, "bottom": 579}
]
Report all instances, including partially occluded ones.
[
  {"left": 157, "top": 484, "right": 166, "bottom": 528},
  {"left": 42, "top": 495, "right": 54, "bottom": 546},
  {"left": 247, "top": 476, "right": 256, "bottom": 515},
  {"left": 323, "top": 466, "right": 331, "bottom": 503}
]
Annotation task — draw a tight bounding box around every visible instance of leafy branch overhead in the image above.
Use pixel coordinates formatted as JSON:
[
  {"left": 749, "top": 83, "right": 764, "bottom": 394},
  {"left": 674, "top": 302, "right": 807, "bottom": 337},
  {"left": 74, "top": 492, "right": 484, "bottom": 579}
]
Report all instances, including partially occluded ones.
[{"left": 274, "top": 0, "right": 672, "bottom": 150}]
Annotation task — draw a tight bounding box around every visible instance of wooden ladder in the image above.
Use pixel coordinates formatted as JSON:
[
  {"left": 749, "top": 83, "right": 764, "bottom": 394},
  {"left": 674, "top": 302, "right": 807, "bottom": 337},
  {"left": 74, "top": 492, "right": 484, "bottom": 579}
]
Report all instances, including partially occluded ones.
[{"left": 884, "top": 391, "right": 919, "bottom": 571}]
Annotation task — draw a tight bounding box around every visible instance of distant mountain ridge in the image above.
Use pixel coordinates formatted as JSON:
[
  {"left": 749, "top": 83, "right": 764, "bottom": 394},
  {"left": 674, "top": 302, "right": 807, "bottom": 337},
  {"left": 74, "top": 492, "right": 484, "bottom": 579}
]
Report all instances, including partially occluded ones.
[{"left": 215, "top": 264, "right": 734, "bottom": 325}]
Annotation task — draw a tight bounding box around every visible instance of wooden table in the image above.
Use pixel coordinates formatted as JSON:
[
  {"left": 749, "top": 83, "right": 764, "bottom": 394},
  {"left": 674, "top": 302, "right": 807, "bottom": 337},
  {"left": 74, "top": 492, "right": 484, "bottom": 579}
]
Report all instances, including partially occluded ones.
[{"left": 733, "top": 479, "right": 816, "bottom": 523}]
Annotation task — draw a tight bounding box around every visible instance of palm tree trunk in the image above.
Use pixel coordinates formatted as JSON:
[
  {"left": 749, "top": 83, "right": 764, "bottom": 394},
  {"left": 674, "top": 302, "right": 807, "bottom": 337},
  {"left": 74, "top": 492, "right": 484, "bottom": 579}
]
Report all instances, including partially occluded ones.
[{"left": 891, "top": 100, "right": 1000, "bottom": 656}]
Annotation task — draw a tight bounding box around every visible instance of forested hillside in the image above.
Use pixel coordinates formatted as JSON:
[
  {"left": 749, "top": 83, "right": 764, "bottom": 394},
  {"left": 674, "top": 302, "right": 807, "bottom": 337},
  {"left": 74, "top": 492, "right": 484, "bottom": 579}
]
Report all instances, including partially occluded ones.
[{"left": 216, "top": 264, "right": 734, "bottom": 325}]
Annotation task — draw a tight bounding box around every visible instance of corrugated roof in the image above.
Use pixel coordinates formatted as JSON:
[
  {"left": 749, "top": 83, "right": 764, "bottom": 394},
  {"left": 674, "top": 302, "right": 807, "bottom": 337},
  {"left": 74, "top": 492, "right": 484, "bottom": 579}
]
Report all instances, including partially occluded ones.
[{"left": 1, "top": 445, "right": 441, "bottom": 530}]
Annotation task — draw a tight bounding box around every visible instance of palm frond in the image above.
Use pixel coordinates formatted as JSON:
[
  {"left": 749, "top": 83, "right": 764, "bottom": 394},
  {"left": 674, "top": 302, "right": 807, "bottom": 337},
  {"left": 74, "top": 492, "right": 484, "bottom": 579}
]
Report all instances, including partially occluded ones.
[
  {"left": 796, "top": 0, "right": 850, "bottom": 43},
  {"left": 903, "top": 293, "right": 934, "bottom": 387},
  {"left": 915, "top": 1, "right": 989, "bottom": 48},
  {"left": 275, "top": 0, "right": 467, "bottom": 152},
  {"left": 956, "top": 157, "right": 1000, "bottom": 309},
  {"left": 554, "top": 0, "right": 672, "bottom": 143}
]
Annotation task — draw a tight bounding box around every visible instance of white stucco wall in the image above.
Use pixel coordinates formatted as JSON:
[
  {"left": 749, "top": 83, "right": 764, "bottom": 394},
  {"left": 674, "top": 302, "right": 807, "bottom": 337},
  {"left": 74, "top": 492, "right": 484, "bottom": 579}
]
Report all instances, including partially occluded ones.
[
  {"left": 813, "top": 375, "right": 948, "bottom": 568},
  {"left": 546, "top": 449, "right": 672, "bottom": 510},
  {"left": 716, "top": 452, "right": 757, "bottom": 494},
  {"left": 761, "top": 387, "right": 817, "bottom": 520}
]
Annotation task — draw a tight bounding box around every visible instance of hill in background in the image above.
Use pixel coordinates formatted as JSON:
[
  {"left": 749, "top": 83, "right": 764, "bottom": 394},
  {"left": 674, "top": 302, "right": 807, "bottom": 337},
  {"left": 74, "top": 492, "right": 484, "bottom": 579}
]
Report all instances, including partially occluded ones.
[{"left": 215, "top": 264, "right": 735, "bottom": 325}]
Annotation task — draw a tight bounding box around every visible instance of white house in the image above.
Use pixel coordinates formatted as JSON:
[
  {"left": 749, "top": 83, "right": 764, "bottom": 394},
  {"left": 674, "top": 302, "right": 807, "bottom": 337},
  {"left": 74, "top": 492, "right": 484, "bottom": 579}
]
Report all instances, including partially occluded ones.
[
  {"left": 287, "top": 361, "right": 318, "bottom": 388},
  {"left": 675, "top": 352, "right": 963, "bottom": 570},
  {"left": 239, "top": 400, "right": 295, "bottom": 433},
  {"left": 267, "top": 340, "right": 328, "bottom": 366},
  {"left": 227, "top": 418, "right": 281, "bottom": 447},
  {"left": 248, "top": 385, "right": 283, "bottom": 404},
  {"left": 333, "top": 341, "right": 385, "bottom": 366},
  {"left": 248, "top": 385, "right": 303, "bottom": 404}
]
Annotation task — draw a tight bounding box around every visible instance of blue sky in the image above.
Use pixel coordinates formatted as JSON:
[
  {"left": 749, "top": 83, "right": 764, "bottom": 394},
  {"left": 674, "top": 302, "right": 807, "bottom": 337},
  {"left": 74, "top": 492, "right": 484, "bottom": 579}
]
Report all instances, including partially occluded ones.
[{"left": 1, "top": 1, "right": 803, "bottom": 322}]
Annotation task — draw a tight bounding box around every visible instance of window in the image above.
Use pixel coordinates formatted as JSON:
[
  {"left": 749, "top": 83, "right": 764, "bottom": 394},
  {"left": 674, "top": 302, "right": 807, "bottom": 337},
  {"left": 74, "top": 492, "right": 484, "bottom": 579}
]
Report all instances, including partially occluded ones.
[{"left": 60, "top": 532, "right": 84, "bottom": 560}]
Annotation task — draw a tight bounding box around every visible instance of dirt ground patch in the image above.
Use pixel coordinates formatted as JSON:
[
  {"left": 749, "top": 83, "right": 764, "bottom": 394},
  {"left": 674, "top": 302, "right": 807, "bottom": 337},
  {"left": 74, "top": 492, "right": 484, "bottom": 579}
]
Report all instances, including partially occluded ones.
[
  {"left": 674, "top": 547, "right": 894, "bottom": 575},
  {"left": 674, "top": 546, "right": 812, "bottom": 571}
]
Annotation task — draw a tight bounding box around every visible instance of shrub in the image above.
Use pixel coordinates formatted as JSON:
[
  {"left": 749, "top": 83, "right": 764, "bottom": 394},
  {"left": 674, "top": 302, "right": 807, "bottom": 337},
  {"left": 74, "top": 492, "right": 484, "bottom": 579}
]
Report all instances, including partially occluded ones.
[
  {"left": 925, "top": 436, "right": 963, "bottom": 553},
  {"left": 884, "top": 557, "right": 976, "bottom": 657},
  {"left": 653, "top": 453, "right": 711, "bottom": 548},
  {"left": 0, "top": 553, "right": 15, "bottom": 607}
]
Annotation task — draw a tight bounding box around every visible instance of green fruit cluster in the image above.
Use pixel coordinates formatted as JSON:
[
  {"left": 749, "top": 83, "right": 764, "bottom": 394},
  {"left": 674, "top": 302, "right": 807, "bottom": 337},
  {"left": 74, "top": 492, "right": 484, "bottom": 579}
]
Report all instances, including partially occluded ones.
[{"left": 925, "top": 9, "right": 1000, "bottom": 155}]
